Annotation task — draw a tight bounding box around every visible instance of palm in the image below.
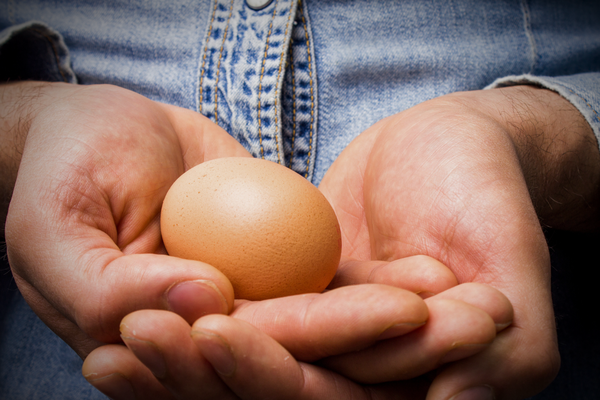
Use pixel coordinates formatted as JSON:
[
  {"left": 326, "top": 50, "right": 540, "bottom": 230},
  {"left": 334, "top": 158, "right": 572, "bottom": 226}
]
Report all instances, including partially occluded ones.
[
  {"left": 80, "top": 93, "right": 528, "bottom": 400},
  {"left": 322, "top": 101, "right": 544, "bottom": 283},
  {"left": 6, "top": 84, "right": 249, "bottom": 357},
  {"left": 320, "top": 97, "right": 558, "bottom": 397}
]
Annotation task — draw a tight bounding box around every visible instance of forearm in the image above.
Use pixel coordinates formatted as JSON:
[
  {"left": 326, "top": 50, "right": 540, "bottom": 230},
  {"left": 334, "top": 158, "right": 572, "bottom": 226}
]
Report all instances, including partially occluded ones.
[{"left": 454, "top": 85, "right": 600, "bottom": 231}]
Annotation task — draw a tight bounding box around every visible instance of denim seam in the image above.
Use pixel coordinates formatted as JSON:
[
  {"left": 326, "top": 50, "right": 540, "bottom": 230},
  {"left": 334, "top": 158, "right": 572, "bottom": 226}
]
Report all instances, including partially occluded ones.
[
  {"left": 281, "top": 0, "right": 317, "bottom": 180},
  {"left": 198, "top": 0, "right": 219, "bottom": 114},
  {"left": 272, "top": 1, "right": 295, "bottom": 165},
  {"left": 258, "top": 0, "right": 279, "bottom": 161},
  {"left": 196, "top": 0, "right": 298, "bottom": 163},
  {"left": 300, "top": 0, "right": 314, "bottom": 179},
  {"left": 214, "top": 0, "right": 235, "bottom": 126},
  {"left": 519, "top": 0, "right": 538, "bottom": 74},
  {"left": 255, "top": 0, "right": 297, "bottom": 164},
  {"left": 289, "top": 43, "right": 298, "bottom": 166}
]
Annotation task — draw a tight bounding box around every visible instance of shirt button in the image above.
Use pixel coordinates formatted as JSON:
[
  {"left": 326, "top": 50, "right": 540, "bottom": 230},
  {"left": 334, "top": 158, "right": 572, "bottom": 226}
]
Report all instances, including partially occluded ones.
[{"left": 246, "top": 0, "right": 273, "bottom": 10}]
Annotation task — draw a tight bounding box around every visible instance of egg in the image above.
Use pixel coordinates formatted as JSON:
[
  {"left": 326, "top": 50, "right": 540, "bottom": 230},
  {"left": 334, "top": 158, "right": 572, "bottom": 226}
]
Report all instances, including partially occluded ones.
[{"left": 160, "top": 157, "right": 342, "bottom": 300}]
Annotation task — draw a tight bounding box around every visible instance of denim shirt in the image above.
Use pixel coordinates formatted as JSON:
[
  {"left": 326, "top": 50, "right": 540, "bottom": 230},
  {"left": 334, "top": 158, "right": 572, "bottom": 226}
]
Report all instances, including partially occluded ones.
[
  {"left": 1, "top": 1, "right": 600, "bottom": 399},
  {"left": 1, "top": 0, "right": 600, "bottom": 185}
]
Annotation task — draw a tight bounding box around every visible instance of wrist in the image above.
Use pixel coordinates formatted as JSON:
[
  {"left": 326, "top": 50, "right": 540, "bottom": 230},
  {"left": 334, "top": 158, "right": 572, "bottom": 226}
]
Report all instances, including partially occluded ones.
[
  {"left": 450, "top": 86, "right": 600, "bottom": 231},
  {"left": 0, "top": 81, "right": 71, "bottom": 236}
]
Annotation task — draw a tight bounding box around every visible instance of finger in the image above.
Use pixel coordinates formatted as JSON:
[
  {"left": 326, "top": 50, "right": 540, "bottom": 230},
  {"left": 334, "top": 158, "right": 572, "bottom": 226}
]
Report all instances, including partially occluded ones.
[
  {"left": 192, "top": 315, "right": 430, "bottom": 400},
  {"left": 426, "top": 290, "right": 557, "bottom": 400},
  {"left": 430, "top": 283, "right": 513, "bottom": 331},
  {"left": 83, "top": 344, "right": 173, "bottom": 400},
  {"left": 80, "top": 253, "right": 235, "bottom": 342},
  {"left": 320, "top": 298, "right": 496, "bottom": 383},
  {"left": 426, "top": 326, "right": 560, "bottom": 400},
  {"left": 329, "top": 255, "right": 458, "bottom": 298},
  {"left": 230, "top": 284, "right": 428, "bottom": 361},
  {"left": 119, "top": 310, "right": 238, "bottom": 400}
]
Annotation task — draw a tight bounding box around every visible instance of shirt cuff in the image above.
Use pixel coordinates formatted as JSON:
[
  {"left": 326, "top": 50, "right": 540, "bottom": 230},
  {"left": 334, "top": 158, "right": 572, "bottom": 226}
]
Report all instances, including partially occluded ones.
[
  {"left": 486, "top": 73, "right": 600, "bottom": 150},
  {"left": 0, "top": 21, "right": 76, "bottom": 83}
]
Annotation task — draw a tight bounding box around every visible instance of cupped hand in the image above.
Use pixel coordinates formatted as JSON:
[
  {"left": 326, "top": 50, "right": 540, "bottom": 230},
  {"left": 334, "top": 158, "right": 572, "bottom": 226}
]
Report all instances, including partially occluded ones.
[
  {"left": 5, "top": 82, "right": 250, "bottom": 358},
  {"left": 4, "top": 82, "right": 503, "bottom": 400},
  {"left": 83, "top": 284, "right": 431, "bottom": 400},
  {"left": 83, "top": 271, "right": 513, "bottom": 399},
  {"left": 319, "top": 86, "right": 572, "bottom": 399}
]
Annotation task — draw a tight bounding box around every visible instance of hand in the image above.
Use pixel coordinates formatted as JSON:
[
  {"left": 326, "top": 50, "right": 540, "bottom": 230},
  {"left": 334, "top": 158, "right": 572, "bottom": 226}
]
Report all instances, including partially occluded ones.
[
  {"left": 318, "top": 85, "right": 600, "bottom": 399},
  {"left": 82, "top": 283, "right": 431, "bottom": 400},
  {"left": 3, "top": 82, "right": 510, "bottom": 399},
  {"left": 82, "top": 269, "right": 513, "bottom": 399},
  {"left": 4, "top": 82, "right": 250, "bottom": 358}
]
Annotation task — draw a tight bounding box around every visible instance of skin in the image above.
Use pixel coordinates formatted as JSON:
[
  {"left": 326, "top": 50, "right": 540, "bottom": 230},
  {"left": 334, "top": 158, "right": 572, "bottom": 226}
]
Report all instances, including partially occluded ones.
[
  {"left": 0, "top": 82, "right": 41, "bottom": 236},
  {"left": 319, "top": 85, "right": 599, "bottom": 399},
  {"left": 4, "top": 82, "right": 248, "bottom": 355},
  {"left": 3, "top": 82, "right": 599, "bottom": 399},
  {"left": 83, "top": 281, "right": 512, "bottom": 400},
  {"left": 2, "top": 82, "right": 508, "bottom": 398}
]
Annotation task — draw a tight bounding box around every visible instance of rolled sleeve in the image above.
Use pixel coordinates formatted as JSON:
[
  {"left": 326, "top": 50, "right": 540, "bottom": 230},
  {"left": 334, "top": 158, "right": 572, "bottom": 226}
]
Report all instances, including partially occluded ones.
[
  {"left": 487, "top": 73, "right": 600, "bottom": 150},
  {"left": 0, "top": 21, "right": 76, "bottom": 83}
]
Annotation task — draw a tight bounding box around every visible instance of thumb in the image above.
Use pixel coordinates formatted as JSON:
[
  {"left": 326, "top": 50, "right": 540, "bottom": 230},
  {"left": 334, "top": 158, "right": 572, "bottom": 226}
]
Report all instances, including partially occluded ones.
[
  {"left": 160, "top": 103, "right": 252, "bottom": 166},
  {"left": 11, "top": 245, "right": 235, "bottom": 345},
  {"left": 9, "top": 251, "right": 235, "bottom": 360},
  {"left": 78, "top": 253, "right": 235, "bottom": 341}
]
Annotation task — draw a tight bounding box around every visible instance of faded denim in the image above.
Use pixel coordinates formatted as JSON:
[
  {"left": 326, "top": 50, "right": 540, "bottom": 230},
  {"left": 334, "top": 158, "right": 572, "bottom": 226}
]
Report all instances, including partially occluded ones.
[{"left": 1, "top": 0, "right": 600, "bottom": 398}]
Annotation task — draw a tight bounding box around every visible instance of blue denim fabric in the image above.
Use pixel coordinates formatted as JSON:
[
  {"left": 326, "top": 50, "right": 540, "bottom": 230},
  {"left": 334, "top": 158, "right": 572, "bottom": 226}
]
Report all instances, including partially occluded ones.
[
  {"left": 0, "top": 271, "right": 105, "bottom": 400},
  {"left": 305, "top": 0, "right": 600, "bottom": 183},
  {"left": 197, "top": 0, "right": 319, "bottom": 178},
  {"left": 1, "top": 0, "right": 600, "bottom": 398},
  {"left": 1, "top": 0, "right": 214, "bottom": 107},
  {"left": 281, "top": 0, "right": 319, "bottom": 179},
  {"left": 2, "top": 0, "right": 599, "bottom": 183}
]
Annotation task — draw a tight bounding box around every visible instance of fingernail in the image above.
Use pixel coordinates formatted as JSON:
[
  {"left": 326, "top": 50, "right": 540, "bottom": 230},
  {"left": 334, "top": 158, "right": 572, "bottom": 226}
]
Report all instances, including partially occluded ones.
[
  {"left": 121, "top": 336, "right": 166, "bottom": 379},
  {"left": 449, "top": 385, "right": 495, "bottom": 400},
  {"left": 377, "top": 322, "right": 425, "bottom": 340},
  {"left": 85, "top": 372, "right": 135, "bottom": 400},
  {"left": 191, "top": 329, "right": 236, "bottom": 376},
  {"left": 166, "top": 280, "right": 228, "bottom": 324},
  {"left": 439, "top": 343, "right": 489, "bottom": 364}
]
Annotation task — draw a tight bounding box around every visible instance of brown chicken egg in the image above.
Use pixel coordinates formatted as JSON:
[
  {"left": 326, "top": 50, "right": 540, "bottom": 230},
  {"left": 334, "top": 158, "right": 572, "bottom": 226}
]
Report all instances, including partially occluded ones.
[{"left": 160, "top": 157, "right": 342, "bottom": 300}]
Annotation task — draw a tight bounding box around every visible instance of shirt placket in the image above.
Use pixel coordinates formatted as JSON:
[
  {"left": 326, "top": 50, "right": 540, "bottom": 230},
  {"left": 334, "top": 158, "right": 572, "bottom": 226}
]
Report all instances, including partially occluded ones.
[
  {"left": 198, "top": 0, "right": 298, "bottom": 166},
  {"left": 281, "top": 0, "right": 318, "bottom": 182}
]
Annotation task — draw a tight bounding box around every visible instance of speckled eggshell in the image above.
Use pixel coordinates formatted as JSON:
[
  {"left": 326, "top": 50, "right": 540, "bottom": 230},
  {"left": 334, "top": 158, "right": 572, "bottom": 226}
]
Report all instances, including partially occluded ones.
[{"left": 160, "top": 157, "right": 342, "bottom": 300}]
